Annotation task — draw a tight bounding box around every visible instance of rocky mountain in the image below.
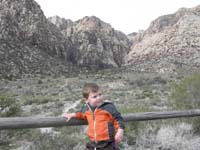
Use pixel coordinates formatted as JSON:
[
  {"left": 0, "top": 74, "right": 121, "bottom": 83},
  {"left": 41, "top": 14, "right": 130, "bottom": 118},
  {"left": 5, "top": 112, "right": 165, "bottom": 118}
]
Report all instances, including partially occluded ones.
[
  {"left": 126, "top": 5, "right": 200, "bottom": 74},
  {"left": 2, "top": 0, "right": 200, "bottom": 79},
  {"left": 0, "top": 0, "right": 74, "bottom": 79},
  {"left": 49, "top": 16, "right": 130, "bottom": 68},
  {"left": 48, "top": 16, "right": 73, "bottom": 33},
  {"left": 0, "top": 0, "right": 131, "bottom": 79},
  {"left": 127, "top": 32, "right": 138, "bottom": 45}
]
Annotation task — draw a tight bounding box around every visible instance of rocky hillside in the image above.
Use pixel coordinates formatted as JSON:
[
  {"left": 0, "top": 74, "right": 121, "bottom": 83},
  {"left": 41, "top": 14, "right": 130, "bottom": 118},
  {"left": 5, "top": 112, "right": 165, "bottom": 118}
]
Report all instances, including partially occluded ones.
[
  {"left": 0, "top": 0, "right": 131, "bottom": 79},
  {"left": 126, "top": 5, "right": 200, "bottom": 74},
  {"left": 0, "top": 0, "right": 74, "bottom": 79},
  {"left": 49, "top": 16, "right": 130, "bottom": 68},
  {"left": 2, "top": 0, "right": 200, "bottom": 79}
]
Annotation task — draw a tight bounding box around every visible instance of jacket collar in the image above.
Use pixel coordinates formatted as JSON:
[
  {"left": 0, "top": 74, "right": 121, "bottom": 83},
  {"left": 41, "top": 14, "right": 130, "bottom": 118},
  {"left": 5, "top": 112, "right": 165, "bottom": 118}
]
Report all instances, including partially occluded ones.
[{"left": 86, "top": 100, "right": 112, "bottom": 111}]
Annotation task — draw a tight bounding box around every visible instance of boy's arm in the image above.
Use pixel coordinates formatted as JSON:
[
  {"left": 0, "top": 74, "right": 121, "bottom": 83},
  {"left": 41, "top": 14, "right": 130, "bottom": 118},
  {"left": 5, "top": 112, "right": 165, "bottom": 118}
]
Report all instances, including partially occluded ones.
[
  {"left": 63, "top": 108, "right": 87, "bottom": 121},
  {"left": 63, "top": 113, "right": 76, "bottom": 121},
  {"left": 63, "top": 103, "right": 87, "bottom": 121},
  {"left": 109, "top": 103, "right": 125, "bottom": 142},
  {"left": 110, "top": 104, "right": 125, "bottom": 130}
]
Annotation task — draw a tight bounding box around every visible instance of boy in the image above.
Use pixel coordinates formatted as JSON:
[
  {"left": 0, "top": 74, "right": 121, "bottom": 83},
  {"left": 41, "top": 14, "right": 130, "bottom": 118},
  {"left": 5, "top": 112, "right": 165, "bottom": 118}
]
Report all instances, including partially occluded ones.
[{"left": 64, "top": 83, "right": 125, "bottom": 150}]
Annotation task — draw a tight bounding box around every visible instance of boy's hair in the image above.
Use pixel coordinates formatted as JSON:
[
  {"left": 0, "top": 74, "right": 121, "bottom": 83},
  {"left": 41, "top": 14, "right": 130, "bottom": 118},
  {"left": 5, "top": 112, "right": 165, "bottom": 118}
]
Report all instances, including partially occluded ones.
[{"left": 82, "top": 83, "right": 100, "bottom": 99}]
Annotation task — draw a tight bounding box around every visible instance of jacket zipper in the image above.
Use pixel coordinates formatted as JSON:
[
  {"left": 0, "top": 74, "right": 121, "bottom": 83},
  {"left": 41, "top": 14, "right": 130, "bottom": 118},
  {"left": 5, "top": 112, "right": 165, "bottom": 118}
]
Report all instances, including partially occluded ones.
[
  {"left": 86, "top": 103, "right": 104, "bottom": 143},
  {"left": 93, "top": 109, "right": 97, "bottom": 143},
  {"left": 86, "top": 103, "right": 97, "bottom": 143}
]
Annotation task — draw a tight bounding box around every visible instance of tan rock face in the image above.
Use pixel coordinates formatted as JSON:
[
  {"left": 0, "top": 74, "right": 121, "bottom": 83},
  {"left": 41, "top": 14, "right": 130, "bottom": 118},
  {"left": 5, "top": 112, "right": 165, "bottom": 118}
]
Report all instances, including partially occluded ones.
[
  {"left": 0, "top": 0, "right": 72, "bottom": 78},
  {"left": 2, "top": 0, "right": 200, "bottom": 78},
  {"left": 49, "top": 16, "right": 130, "bottom": 68},
  {"left": 0, "top": 0, "right": 130, "bottom": 78},
  {"left": 126, "top": 5, "right": 200, "bottom": 73},
  {"left": 0, "top": 0, "right": 129, "bottom": 78}
]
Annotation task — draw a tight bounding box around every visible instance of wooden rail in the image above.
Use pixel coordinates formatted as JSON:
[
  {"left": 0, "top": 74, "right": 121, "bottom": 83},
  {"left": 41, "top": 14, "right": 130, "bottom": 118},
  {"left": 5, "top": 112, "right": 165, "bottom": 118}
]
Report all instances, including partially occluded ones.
[{"left": 1, "top": 109, "right": 200, "bottom": 129}]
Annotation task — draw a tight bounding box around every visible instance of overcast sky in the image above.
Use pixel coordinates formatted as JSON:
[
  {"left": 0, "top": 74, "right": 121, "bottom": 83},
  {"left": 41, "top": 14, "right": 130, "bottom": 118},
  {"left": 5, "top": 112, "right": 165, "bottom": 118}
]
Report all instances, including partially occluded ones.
[{"left": 35, "top": 0, "right": 200, "bottom": 34}]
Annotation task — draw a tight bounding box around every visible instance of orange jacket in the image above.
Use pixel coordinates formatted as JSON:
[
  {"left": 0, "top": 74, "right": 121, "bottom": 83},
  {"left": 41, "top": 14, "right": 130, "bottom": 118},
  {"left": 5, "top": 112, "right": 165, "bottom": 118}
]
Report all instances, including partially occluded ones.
[{"left": 75, "top": 101, "right": 125, "bottom": 142}]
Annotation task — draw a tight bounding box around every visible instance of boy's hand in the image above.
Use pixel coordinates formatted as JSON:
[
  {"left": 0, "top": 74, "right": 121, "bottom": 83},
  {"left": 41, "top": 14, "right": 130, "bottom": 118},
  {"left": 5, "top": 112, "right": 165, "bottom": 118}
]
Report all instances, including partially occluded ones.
[
  {"left": 63, "top": 113, "right": 76, "bottom": 121},
  {"left": 115, "top": 128, "right": 124, "bottom": 143}
]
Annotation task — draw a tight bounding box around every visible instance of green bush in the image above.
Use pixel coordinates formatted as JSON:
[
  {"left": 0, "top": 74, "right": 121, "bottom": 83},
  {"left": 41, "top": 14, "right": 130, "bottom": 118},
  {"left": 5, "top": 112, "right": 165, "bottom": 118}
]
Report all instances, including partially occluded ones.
[
  {"left": 118, "top": 105, "right": 151, "bottom": 114},
  {"left": 32, "top": 127, "right": 85, "bottom": 150},
  {"left": 169, "top": 74, "right": 200, "bottom": 109},
  {"left": 124, "top": 121, "right": 143, "bottom": 146},
  {"left": 0, "top": 95, "right": 21, "bottom": 117},
  {"left": 135, "top": 89, "right": 154, "bottom": 100},
  {"left": 22, "top": 96, "right": 50, "bottom": 105}
]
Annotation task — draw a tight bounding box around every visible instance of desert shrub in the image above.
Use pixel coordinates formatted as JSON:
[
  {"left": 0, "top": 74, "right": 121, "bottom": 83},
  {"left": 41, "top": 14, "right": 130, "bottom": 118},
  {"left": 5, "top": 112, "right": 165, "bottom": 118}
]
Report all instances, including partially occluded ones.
[
  {"left": 135, "top": 89, "right": 154, "bottom": 100},
  {"left": 1, "top": 127, "right": 86, "bottom": 150},
  {"left": 169, "top": 74, "right": 200, "bottom": 133},
  {"left": 0, "top": 96, "right": 21, "bottom": 148},
  {"left": 22, "top": 96, "right": 50, "bottom": 105},
  {"left": 118, "top": 105, "right": 152, "bottom": 147},
  {"left": 0, "top": 95, "right": 21, "bottom": 117},
  {"left": 118, "top": 104, "right": 151, "bottom": 114},
  {"left": 122, "top": 121, "right": 143, "bottom": 147},
  {"left": 0, "top": 145, "right": 11, "bottom": 150},
  {"left": 32, "top": 127, "right": 86, "bottom": 150},
  {"left": 169, "top": 74, "right": 200, "bottom": 109}
]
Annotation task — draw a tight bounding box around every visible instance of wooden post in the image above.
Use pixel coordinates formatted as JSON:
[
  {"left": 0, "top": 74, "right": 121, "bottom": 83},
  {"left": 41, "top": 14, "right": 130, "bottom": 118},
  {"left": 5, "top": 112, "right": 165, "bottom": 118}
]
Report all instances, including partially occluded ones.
[{"left": 0, "top": 109, "right": 200, "bottom": 129}]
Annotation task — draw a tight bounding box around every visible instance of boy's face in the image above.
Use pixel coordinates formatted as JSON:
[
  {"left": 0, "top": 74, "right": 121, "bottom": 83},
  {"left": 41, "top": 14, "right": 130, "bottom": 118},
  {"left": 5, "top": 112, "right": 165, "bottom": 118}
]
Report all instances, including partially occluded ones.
[{"left": 86, "top": 90, "right": 103, "bottom": 107}]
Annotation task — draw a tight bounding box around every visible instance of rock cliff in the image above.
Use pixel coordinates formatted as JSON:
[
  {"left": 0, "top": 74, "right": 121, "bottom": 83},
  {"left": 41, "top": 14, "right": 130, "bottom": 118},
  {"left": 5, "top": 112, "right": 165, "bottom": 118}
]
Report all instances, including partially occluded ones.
[
  {"left": 0, "top": 0, "right": 130, "bottom": 79},
  {"left": 126, "top": 5, "right": 200, "bottom": 74},
  {"left": 49, "top": 16, "right": 130, "bottom": 68},
  {"left": 2, "top": 0, "right": 200, "bottom": 78},
  {"left": 0, "top": 0, "right": 72, "bottom": 78}
]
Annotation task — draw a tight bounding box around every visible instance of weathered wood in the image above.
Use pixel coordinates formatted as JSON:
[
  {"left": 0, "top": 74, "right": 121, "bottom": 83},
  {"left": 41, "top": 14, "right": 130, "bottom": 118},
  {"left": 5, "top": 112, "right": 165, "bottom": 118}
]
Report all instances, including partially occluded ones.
[
  {"left": 0, "top": 117, "right": 87, "bottom": 129},
  {"left": 0, "top": 109, "right": 200, "bottom": 129},
  {"left": 123, "top": 109, "right": 200, "bottom": 121}
]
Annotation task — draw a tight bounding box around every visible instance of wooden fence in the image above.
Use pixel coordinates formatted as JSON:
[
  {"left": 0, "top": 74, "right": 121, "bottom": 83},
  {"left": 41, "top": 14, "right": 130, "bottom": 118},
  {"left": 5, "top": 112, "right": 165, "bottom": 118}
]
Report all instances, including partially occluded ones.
[{"left": 1, "top": 109, "right": 200, "bottom": 129}]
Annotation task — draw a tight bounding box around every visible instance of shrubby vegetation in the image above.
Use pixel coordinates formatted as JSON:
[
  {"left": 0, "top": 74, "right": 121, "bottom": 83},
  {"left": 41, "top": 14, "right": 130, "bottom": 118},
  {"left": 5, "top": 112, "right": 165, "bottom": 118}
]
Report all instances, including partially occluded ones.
[
  {"left": 169, "top": 73, "right": 200, "bottom": 133},
  {"left": 0, "top": 95, "right": 21, "bottom": 149},
  {"left": 0, "top": 95, "right": 21, "bottom": 117},
  {"left": 170, "top": 74, "right": 200, "bottom": 109},
  {"left": 28, "top": 127, "right": 85, "bottom": 150},
  {"left": 1, "top": 70, "right": 200, "bottom": 150}
]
